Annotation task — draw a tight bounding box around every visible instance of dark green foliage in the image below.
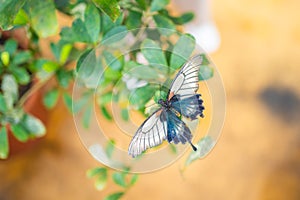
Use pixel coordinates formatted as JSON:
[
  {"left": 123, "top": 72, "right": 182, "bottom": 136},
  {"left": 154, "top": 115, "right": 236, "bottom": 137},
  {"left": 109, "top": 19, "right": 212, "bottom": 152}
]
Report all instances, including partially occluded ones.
[
  {"left": 60, "top": 4, "right": 100, "bottom": 43},
  {"left": 92, "top": 0, "right": 121, "bottom": 22},
  {"left": 0, "top": 0, "right": 26, "bottom": 30},
  {"left": 24, "top": 0, "right": 58, "bottom": 37}
]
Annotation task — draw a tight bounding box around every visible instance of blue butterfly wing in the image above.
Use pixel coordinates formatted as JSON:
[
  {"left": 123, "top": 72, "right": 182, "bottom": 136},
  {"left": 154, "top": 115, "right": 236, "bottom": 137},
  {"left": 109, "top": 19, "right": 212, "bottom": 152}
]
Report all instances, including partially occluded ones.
[
  {"left": 162, "top": 110, "right": 193, "bottom": 146},
  {"left": 128, "top": 109, "right": 167, "bottom": 158},
  {"left": 170, "top": 94, "right": 205, "bottom": 120}
]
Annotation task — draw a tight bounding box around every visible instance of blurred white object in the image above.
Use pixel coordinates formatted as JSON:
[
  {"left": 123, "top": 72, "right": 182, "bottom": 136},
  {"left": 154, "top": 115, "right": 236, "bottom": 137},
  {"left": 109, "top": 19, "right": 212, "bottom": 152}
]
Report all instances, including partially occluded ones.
[{"left": 173, "top": 0, "right": 221, "bottom": 53}]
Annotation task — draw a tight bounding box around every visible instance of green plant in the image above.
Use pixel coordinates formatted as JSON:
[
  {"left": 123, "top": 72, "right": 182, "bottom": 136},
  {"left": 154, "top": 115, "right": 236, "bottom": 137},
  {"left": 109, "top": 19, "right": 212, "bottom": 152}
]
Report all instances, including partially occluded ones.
[
  {"left": 0, "top": 0, "right": 214, "bottom": 198},
  {"left": 0, "top": 39, "right": 46, "bottom": 159},
  {"left": 87, "top": 166, "right": 138, "bottom": 199}
]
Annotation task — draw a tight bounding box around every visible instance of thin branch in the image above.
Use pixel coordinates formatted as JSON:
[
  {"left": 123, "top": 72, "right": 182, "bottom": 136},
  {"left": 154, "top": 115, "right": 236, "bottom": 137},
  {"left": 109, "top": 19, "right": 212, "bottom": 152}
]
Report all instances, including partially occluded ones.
[{"left": 17, "top": 75, "right": 53, "bottom": 107}]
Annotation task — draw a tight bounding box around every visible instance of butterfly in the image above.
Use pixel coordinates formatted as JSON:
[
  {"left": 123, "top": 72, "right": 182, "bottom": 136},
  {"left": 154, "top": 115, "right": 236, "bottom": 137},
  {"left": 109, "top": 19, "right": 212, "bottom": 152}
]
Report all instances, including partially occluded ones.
[{"left": 128, "top": 54, "right": 205, "bottom": 158}]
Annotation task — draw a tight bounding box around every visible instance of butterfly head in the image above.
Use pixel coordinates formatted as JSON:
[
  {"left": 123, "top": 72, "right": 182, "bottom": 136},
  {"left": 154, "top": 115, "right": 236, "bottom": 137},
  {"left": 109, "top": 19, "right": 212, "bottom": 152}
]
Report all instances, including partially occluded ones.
[{"left": 158, "top": 99, "right": 168, "bottom": 108}]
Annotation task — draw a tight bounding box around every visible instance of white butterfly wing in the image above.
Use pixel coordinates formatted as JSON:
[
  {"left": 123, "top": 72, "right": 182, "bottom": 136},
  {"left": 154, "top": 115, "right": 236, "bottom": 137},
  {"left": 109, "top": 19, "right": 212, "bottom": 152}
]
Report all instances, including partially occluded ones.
[
  {"left": 168, "top": 55, "right": 202, "bottom": 99},
  {"left": 128, "top": 109, "right": 167, "bottom": 158}
]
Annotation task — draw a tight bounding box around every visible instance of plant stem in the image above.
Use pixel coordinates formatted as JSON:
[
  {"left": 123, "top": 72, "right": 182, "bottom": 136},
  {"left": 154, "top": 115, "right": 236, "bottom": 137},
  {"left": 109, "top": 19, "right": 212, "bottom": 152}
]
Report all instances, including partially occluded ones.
[
  {"left": 18, "top": 75, "right": 53, "bottom": 107},
  {"left": 132, "top": 10, "right": 154, "bottom": 45}
]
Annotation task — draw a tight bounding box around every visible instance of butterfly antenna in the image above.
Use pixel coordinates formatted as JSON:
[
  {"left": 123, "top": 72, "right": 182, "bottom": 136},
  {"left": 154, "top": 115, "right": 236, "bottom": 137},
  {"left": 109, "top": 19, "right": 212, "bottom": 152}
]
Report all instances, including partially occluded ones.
[
  {"left": 159, "top": 84, "right": 162, "bottom": 100},
  {"left": 190, "top": 142, "right": 197, "bottom": 151}
]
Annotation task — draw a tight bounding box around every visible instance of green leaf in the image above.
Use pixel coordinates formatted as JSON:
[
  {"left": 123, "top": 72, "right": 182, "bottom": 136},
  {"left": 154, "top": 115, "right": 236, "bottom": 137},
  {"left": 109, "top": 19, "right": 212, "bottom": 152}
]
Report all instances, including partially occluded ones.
[
  {"left": 126, "top": 11, "right": 142, "bottom": 30},
  {"left": 73, "top": 94, "right": 90, "bottom": 114},
  {"left": 104, "top": 68, "right": 121, "bottom": 81},
  {"left": 129, "top": 85, "right": 156, "bottom": 109},
  {"left": 136, "top": 0, "right": 147, "bottom": 10},
  {"left": 68, "top": 46, "right": 82, "bottom": 61},
  {"left": 153, "top": 14, "right": 176, "bottom": 36},
  {"left": 26, "top": 0, "right": 58, "bottom": 37},
  {"left": 87, "top": 167, "right": 108, "bottom": 190},
  {"left": 85, "top": 4, "right": 101, "bottom": 43},
  {"left": 60, "top": 19, "right": 90, "bottom": 43},
  {"left": 121, "top": 109, "right": 129, "bottom": 121},
  {"left": 102, "top": 26, "right": 127, "bottom": 45},
  {"left": 104, "top": 192, "right": 124, "bottom": 200},
  {"left": 103, "top": 51, "right": 122, "bottom": 71},
  {"left": 141, "top": 39, "right": 167, "bottom": 67},
  {"left": 100, "top": 106, "right": 112, "bottom": 120},
  {"left": 95, "top": 178, "right": 107, "bottom": 190},
  {"left": 1, "top": 51, "right": 10, "bottom": 66},
  {"left": 22, "top": 114, "right": 46, "bottom": 137},
  {"left": 76, "top": 48, "right": 94, "bottom": 73},
  {"left": 10, "top": 67, "right": 30, "bottom": 84},
  {"left": 99, "top": 92, "right": 113, "bottom": 105},
  {"left": 126, "top": 65, "right": 159, "bottom": 80},
  {"left": 200, "top": 53, "right": 210, "bottom": 65},
  {"left": 0, "top": 94, "right": 8, "bottom": 113},
  {"left": 0, "top": 0, "right": 26, "bottom": 30},
  {"left": 4, "top": 39, "right": 17, "bottom": 55},
  {"left": 29, "top": 58, "right": 47, "bottom": 72},
  {"left": 77, "top": 50, "right": 104, "bottom": 89},
  {"left": 60, "top": 4, "right": 100, "bottom": 43},
  {"left": 0, "top": 127, "right": 9, "bottom": 159},
  {"left": 150, "top": 0, "right": 169, "bottom": 12},
  {"left": 170, "top": 12, "right": 194, "bottom": 25},
  {"left": 170, "top": 34, "right": 196, "bottom": 70},
  {"left": 42, "top": 61, "right": 59, "bottom": 73},
  {"left": 129, "top": 174, "right": 138, "bottom": 186},
  {"left": 87, "top": 167, "right": 107, "bottom": 178},
  {"left": 112, "top": 172, "right": 127, "bottom": 187},
  {"left": 199, "top": 65, "right": 214, "bottom": 81},
  {"left": 35, "top": 59, "right": 54, "bottom": 80},
  {"left": 43, "top": 89, "right": 59, "bottom": 109},
  {"left": 59, "top": 44, "right": 72, "bottom": 64},
  {"left": 1, "top": 74, "right": 18, "bottom": 108},
  {"left": 11, "top": 124, "right": 29, "bottom": 142},
  {"left": 13, "top": 51, "right": 32, "bottom": 65},
  {"left": 50, "top": 42, "right": 60, "bottom": 61},
  {"left": 92, "top": 0, "right": 121, "bottom": 22},
  {"left": 95, "top": 169, "right": 107, "bottom": 190},
  {"left": 62, "top": 92, "right": 73, "bottom": 112},
  {"left": 101, "top": 12, "right": 123, "bottom": 35},
  {"left": 185, "top": 136, "right": 215, "bottom": 166},
  {"left": 56, "top": 69, "right": 73, "bottom": 88},
  {"left": 83, "top": 105, "right": 93, "bottom": 128},
  {"left": 105, "top": 139, "right": 115, "bottom": 158},
  {"left": 13, "top": 9, "right": 29, "bottom": 26}
]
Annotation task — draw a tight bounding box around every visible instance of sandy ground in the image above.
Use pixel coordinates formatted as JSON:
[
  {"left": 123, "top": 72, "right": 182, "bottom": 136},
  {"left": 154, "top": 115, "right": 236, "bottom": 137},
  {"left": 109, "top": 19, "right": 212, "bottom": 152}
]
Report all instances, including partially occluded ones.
[{"left": 1, "top": 0, "right": 300, "bottom": 199}]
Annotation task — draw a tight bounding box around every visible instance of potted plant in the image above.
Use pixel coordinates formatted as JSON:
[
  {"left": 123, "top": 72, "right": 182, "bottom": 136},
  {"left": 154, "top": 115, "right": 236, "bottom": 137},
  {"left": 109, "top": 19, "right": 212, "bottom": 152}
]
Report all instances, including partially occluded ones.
[
  {"left": 0, "top": 0, "right": 216, "bottom": 199},
  {"left": 0, "top": 36, "right": 47, "bottom": 158}
]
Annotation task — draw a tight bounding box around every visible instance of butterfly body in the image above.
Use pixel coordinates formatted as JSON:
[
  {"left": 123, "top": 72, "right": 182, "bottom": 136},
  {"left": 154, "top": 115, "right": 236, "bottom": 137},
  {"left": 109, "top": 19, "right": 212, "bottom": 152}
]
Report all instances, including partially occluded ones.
[{"left": 128, "top": 55, "right": 205, "bottom": 158}]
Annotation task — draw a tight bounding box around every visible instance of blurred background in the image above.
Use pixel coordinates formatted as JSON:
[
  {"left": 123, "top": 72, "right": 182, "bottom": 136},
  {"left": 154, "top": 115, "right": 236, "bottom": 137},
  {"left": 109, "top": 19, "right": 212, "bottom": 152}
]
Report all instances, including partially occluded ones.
[{"left": 1, "top": 0, "right": 300, "bottom": 199}]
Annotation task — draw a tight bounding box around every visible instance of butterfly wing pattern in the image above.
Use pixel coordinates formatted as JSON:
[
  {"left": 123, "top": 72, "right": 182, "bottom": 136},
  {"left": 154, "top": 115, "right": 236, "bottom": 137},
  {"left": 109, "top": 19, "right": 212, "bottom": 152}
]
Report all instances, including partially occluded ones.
[
  {"left": 167, "top": 54, "right": 203, "bottom": 99},
  {"left": 128, "top": 55, "right": 205, "bottom": 158},
  {"left": 128, "top": 109, "right": 168, "bottom": 158}
]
